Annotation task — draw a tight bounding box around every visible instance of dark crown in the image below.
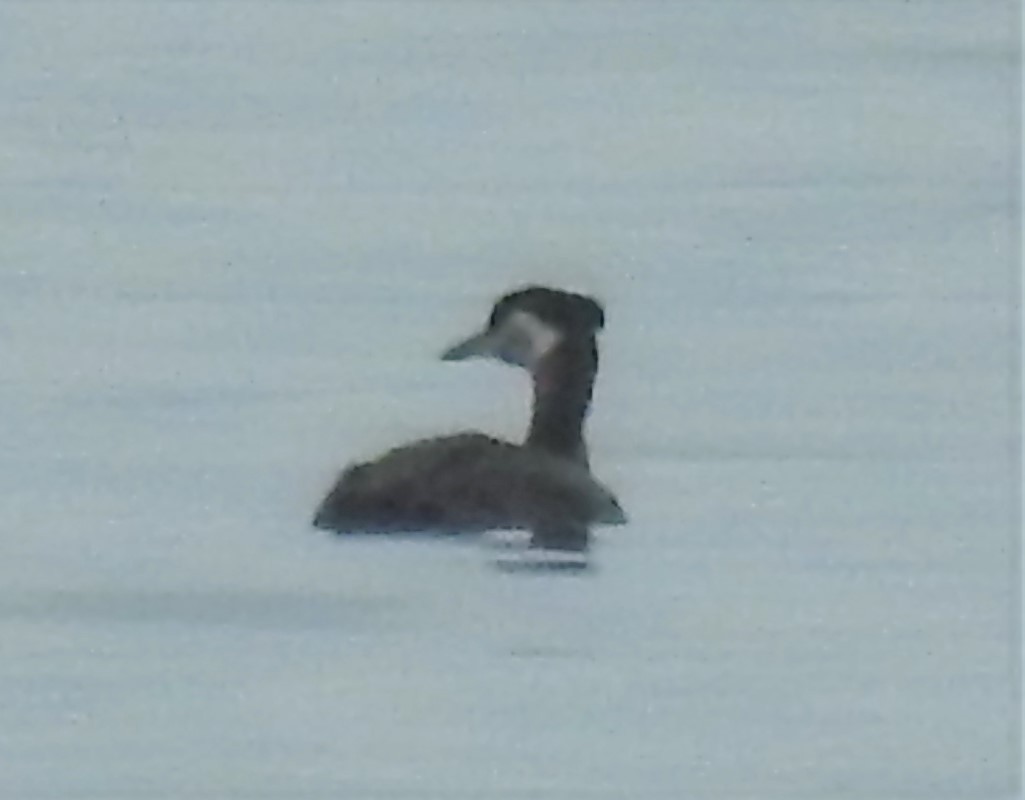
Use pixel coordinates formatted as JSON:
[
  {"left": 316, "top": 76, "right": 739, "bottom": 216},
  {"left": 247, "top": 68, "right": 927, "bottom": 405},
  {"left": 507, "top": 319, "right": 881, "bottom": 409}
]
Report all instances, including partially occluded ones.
[{"left": 488, "top": 286, "right": 605, "bottom": 334}]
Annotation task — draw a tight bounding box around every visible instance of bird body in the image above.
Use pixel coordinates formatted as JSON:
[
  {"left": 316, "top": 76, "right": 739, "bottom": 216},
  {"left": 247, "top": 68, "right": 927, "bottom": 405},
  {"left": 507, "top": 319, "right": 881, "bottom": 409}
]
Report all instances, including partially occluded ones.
[
  {"left": 313, "top": 431, "right": 625, "bottom": 535},
  {"left": 312, "top": 286, "right": 625, "bottom": 551}
]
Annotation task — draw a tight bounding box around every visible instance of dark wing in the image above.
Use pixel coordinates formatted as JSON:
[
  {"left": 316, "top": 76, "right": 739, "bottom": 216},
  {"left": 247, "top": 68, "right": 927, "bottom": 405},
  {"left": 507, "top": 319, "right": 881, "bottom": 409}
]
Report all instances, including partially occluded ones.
[{"left": 312, "top": 432, "right": 626, "bottom": 535}]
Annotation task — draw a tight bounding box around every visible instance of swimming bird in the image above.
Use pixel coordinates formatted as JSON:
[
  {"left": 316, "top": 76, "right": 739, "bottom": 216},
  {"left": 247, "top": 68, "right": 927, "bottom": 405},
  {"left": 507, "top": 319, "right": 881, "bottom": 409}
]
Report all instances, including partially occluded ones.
[{"left": 312, "top": 286, "right": 625, "bottom": 552}]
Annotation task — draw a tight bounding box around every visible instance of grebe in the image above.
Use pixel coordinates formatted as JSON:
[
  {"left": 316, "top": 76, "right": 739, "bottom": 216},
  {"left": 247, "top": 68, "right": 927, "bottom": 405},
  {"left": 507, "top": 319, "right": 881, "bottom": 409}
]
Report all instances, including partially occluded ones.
[{"left": 312, "top": 286, "right": 625, "bottom": 552}]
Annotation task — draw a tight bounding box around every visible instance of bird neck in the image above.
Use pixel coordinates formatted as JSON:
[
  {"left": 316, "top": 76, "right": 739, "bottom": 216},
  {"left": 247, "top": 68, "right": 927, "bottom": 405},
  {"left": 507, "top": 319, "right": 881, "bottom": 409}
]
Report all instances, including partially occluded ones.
[{"left": 526, "top": 338, "right": 597, "bottom": 467}]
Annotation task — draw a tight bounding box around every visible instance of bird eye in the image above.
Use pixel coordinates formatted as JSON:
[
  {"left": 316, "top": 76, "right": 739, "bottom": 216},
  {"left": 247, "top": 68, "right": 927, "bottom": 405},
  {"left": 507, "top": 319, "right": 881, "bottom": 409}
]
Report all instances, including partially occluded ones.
[{"left": 497, "top": 329, "right": 531, "bottom": 366}]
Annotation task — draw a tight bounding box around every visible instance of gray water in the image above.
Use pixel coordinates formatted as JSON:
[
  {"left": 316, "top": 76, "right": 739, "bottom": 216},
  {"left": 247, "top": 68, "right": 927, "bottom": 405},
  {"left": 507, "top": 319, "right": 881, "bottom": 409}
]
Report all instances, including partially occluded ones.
[{"left": 0, "top": 3, "right": 1019, "bottom": 797}]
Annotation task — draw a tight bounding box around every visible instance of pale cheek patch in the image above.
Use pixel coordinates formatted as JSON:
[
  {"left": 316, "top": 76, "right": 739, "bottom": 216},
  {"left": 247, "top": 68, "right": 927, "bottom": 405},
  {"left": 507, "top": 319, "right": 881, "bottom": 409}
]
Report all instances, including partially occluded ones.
[{"left": 506, "top": 310, "right": 561, "bottom": 366}]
